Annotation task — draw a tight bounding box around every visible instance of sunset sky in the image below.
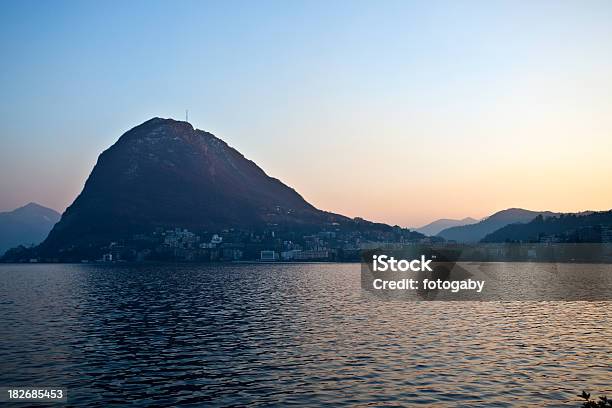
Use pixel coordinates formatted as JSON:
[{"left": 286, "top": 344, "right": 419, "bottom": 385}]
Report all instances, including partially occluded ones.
[{"left": 1, "top": 0, "right": 611, "bottom": 227}]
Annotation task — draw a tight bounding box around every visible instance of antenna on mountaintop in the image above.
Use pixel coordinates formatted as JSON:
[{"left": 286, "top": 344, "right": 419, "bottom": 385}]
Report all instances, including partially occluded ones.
[{"left": 185, "top": 109, "right": 189, "bottom": 122}]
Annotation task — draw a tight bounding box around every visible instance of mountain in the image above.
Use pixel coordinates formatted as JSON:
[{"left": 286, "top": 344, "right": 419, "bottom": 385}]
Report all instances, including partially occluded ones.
[
  {"left": 0, "top": 203, "right": 60, "bottom": 255},
  {"left": 41, "top": 118, "right": 345, "bottom": 253},
  {"left": 436, "top": 208, "right": 559, "bottom": 243},
  {"left": 482, "top": 210, "right": 612, "bottom": 243},
  {"left": 27, "top": 117, "right": 418, "bottom": 260},
  {"left": 415, "top": 217, "right": 478, "bottom": 237}
]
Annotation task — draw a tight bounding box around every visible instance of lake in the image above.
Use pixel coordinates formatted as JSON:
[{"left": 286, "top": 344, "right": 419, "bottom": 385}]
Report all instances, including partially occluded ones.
[{"left": 0, "top": 263, "right": 610, "bottom": 407}]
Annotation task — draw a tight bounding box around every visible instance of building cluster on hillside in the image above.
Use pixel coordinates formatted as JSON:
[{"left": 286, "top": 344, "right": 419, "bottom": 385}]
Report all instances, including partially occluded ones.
[
  {"left": 536, "top": 225, "right": 612, "bottom": 244},
  {"left": 93, "top": 221, "right": 612, "bottom": 263},
  {"left": 97, "top": 223, "right": 427, "bottom": 263}
]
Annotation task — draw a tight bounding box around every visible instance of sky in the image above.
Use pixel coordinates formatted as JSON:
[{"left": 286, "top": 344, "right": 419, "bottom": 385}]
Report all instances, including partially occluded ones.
[{"left": 1, "top": 0, "right": 611, "bottom": 227}]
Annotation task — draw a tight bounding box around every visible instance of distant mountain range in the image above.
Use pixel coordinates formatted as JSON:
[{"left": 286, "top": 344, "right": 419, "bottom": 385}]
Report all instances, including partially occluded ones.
[
  {"left": 436, "top": 208, "right": 560, "bottom": 243},
  {"left": 0, "top": 203, "right": 60, "bottom": 256},
  {"left": 2, "top": 118, "right": 608, "bottom": 261},
  {"left": 415, "top": 217, "right": 478, "bottom": 236},
  {"left": 482, "top": 210, "right": 611, "bottom": 243}
]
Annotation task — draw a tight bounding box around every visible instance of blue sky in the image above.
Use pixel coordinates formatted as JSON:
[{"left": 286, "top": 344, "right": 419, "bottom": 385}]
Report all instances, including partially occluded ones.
[{"left": 1, "top": 0, "right": 611, "bottom": 226}]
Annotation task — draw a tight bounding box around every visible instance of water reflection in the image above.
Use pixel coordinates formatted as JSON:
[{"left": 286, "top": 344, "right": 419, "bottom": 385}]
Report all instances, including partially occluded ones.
[{"left": 0, "top": 263, "right": 610, "bottom": 407}]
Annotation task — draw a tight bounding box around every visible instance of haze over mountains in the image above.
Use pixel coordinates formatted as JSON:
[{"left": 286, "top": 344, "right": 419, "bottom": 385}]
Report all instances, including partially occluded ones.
[
  {"left": 482, "top": 210, "right": 612, "bottom": 243},
  {"left": 415, "top": 217, "right": 478, "bottom": 237},
  {"left": 0, "top": 203, "right": 60, "bottom": 255},
  {"left": 1, "top": 118, "right": 609, "bottom": 261},
  {"left": 436, "top": 209, "right": 560, "bottom": 243}
]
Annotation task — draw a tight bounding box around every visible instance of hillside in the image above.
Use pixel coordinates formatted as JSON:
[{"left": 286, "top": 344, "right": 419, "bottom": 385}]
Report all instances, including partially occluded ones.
[
  {"left": 437, "top": 208, "right": 559, "bottom": 243},
  {"left": 0, "top": 203, "right": 60, "bottom": 255}
]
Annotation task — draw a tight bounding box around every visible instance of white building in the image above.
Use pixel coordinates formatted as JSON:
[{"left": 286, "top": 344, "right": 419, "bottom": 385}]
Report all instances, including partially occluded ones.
[{"left": 260, "top": 250, "right": 278, "bottom": 261}]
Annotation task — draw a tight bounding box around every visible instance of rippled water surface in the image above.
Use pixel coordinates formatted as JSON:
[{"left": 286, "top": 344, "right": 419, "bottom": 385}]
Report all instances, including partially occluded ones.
[{"left": 0, "top": 263, "right": 610, "bottom": 407}]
